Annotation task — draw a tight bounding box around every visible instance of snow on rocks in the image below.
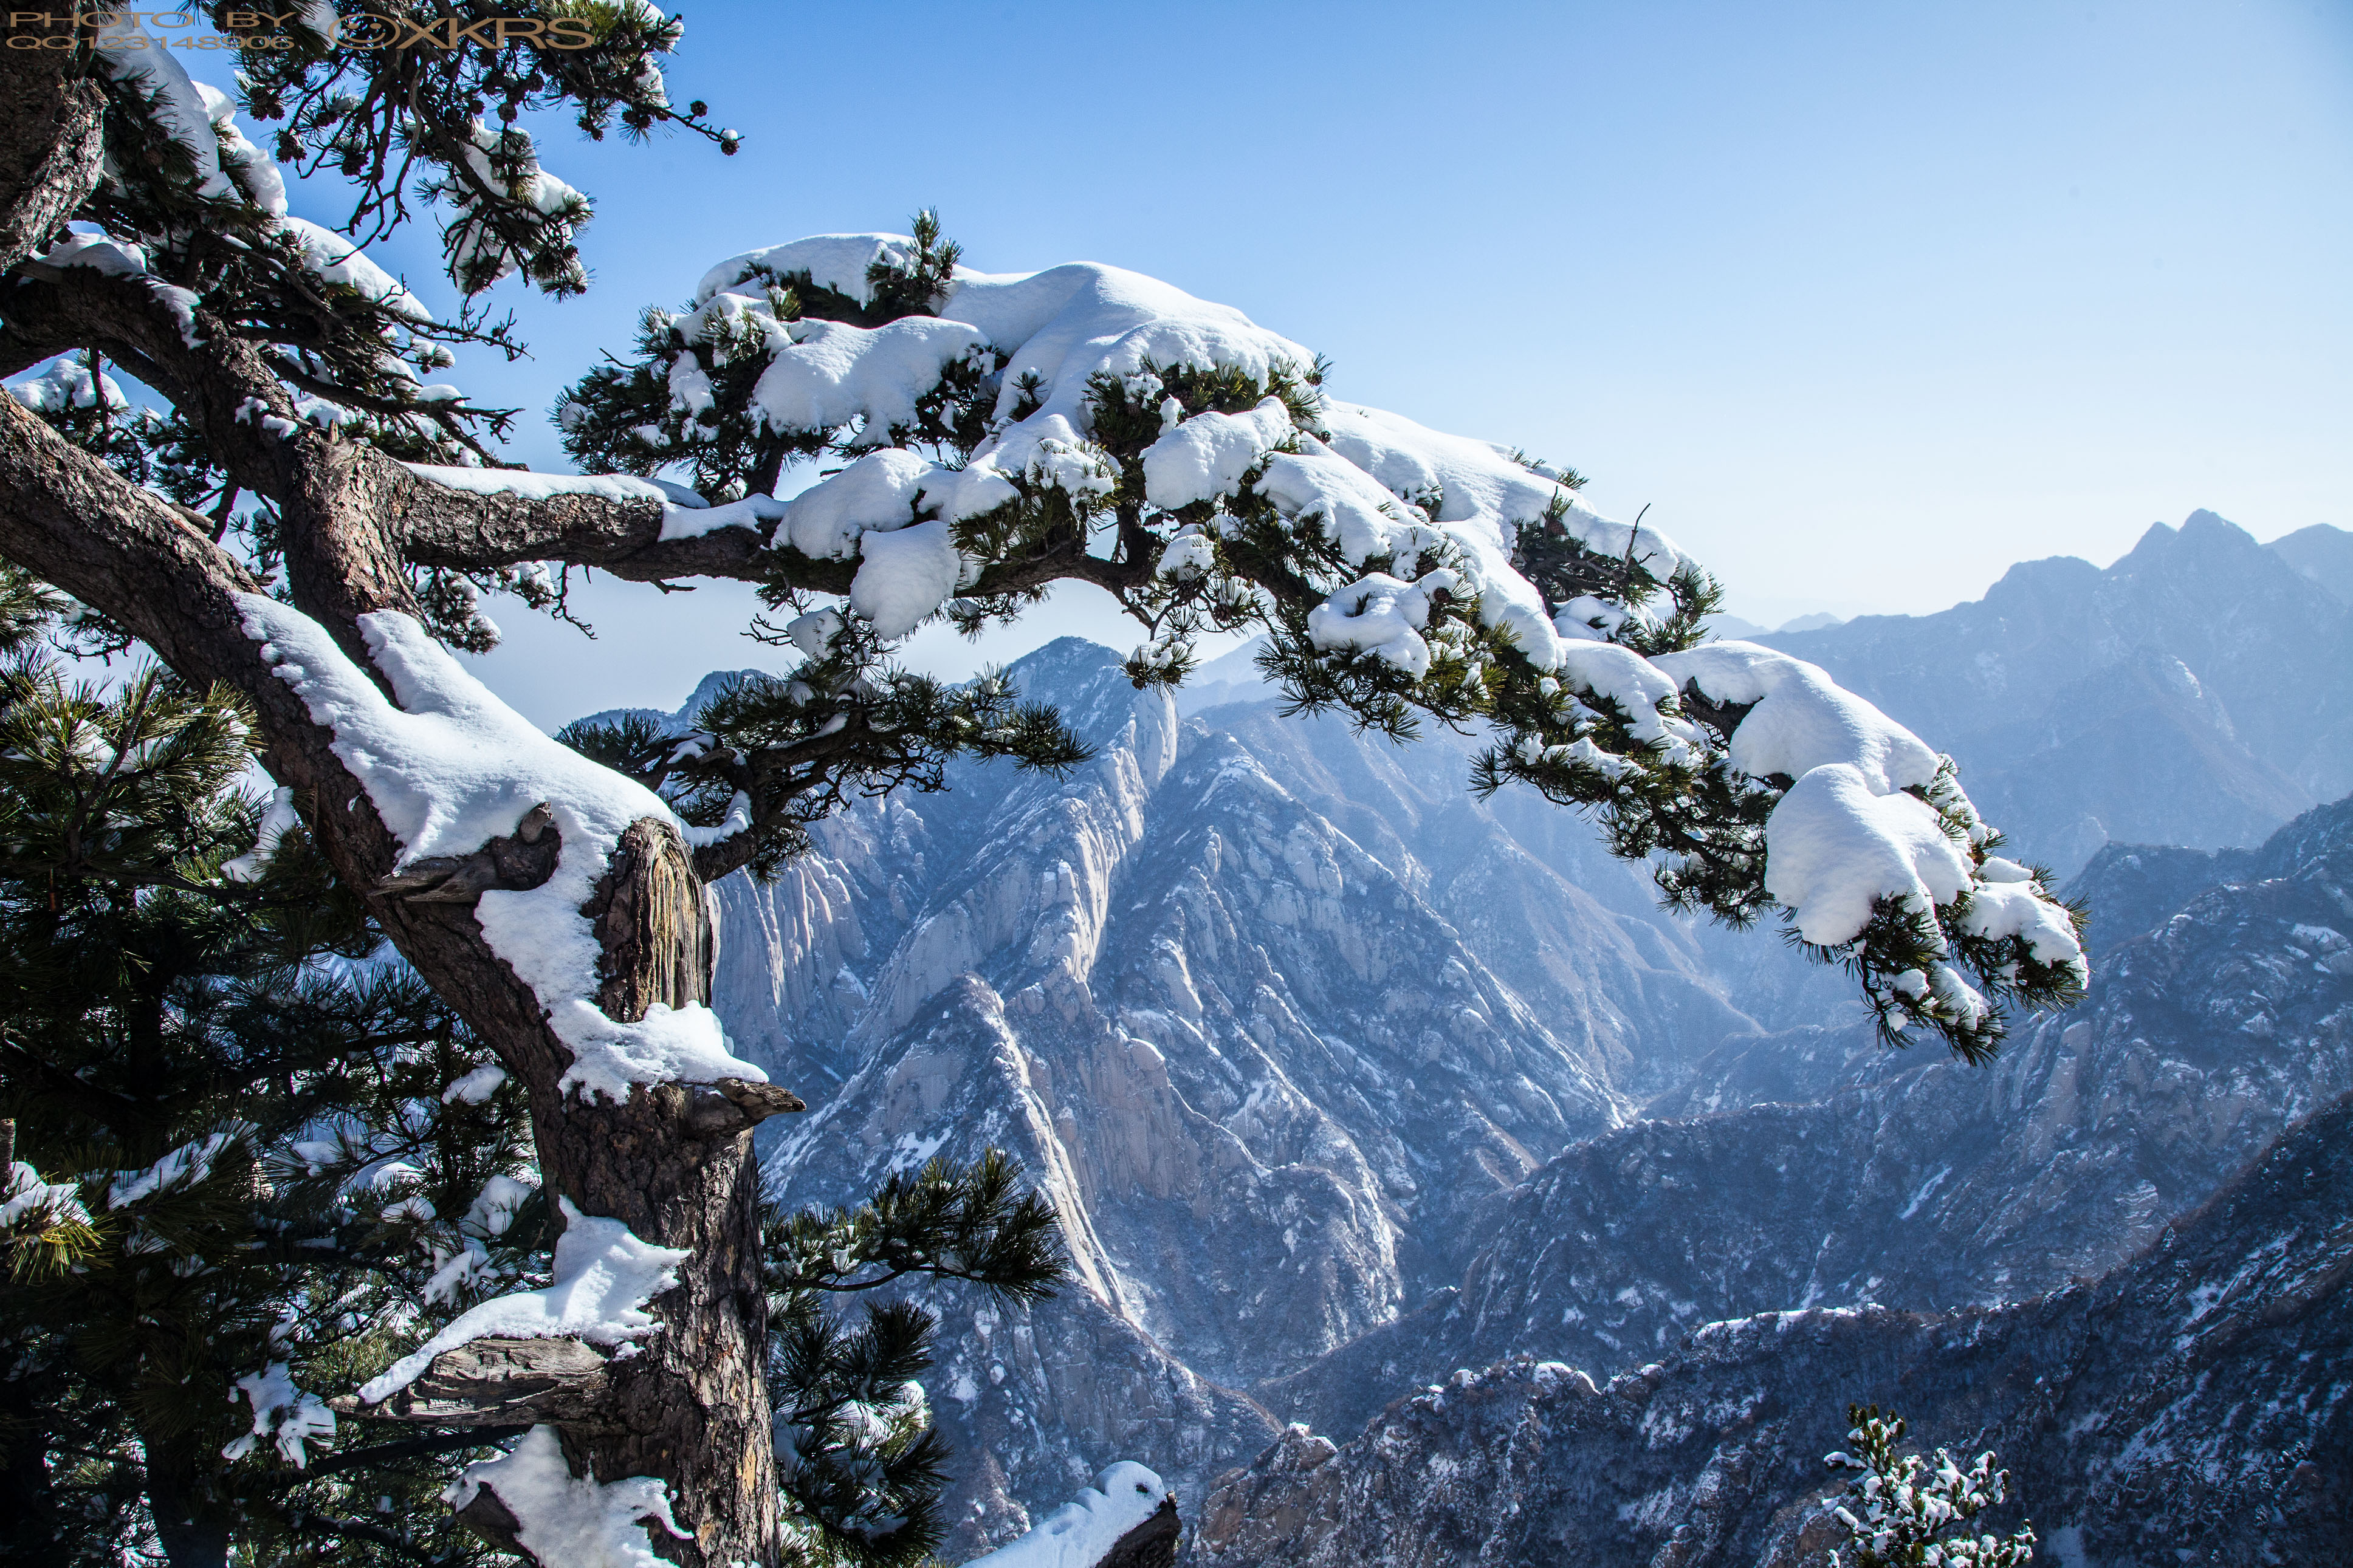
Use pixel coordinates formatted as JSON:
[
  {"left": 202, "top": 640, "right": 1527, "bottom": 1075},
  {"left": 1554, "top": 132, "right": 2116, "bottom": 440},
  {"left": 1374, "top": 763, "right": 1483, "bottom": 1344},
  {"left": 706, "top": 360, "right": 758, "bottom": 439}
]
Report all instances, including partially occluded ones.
[
  {"left": 447, "top": 1425, "right": 685, "bottom": 1568},
  {"left": 237, "top": 596, "right": 763, "bottom": 1100},
  {"left": 357, "top": 1199, "right": 689, "bottom": 1405},
  {"left": 960, "top": 1462, "right": 1173, "bottom": 1568}
]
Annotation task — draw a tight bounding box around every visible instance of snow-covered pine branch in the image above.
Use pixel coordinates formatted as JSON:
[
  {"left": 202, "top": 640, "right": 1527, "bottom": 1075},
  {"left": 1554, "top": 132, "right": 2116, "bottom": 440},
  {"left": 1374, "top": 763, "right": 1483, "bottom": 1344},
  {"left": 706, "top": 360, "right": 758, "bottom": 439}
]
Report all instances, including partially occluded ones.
[
  {"left": 549, "top": 224, "right": 2087, "bottom": 1058},
  {"left": 0, "top": 16, "right": 2096, "bottom": 1559},
  {"left": 1821, "top": 1404, "right": 2038, "bottom": 1568}
]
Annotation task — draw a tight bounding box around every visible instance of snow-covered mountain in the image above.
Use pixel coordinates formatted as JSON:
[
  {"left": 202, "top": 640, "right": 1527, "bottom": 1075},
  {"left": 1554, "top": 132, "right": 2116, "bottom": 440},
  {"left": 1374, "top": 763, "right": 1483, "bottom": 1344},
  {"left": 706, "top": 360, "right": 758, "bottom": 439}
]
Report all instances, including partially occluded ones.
[
  {"left": 1250, "top": 791, "right": 2353, "bottom": 1445},
  {"left": 1194, "top": 1086, "right": 2353, "bottom": 1566},
  {"left": 604, "top": 519, "right": 2353, "bottom": 1558},
  {"left": 707, "top": 638, "right": 1759, "bottom": 1553},
  {"left": 1760, "top": 512, "right": 2353, "bottom": 875}
]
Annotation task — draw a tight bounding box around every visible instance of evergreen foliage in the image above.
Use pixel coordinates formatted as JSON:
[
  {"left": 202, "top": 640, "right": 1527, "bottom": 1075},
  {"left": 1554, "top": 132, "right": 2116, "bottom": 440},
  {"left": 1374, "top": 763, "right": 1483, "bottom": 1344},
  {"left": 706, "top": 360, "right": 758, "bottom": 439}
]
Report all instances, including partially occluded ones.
[
  {"left": 1821, "top": 1405, "right": 2038, "bottom": 1568},
  {"left": 763, "top": 1152, "right": 1065, "bottom": 1566},
  {"left": 557, "top": 652, "right": 1091, "bottom": 879},
  {"left": 0, "top": 558, "right": 1071, "bottom": 1563},
  {"left": 0, "top": 566, "right": 537, "bottom": 1564},
  {"left": 552, "top": 206, "right": 2084, "bottom": 1057}
]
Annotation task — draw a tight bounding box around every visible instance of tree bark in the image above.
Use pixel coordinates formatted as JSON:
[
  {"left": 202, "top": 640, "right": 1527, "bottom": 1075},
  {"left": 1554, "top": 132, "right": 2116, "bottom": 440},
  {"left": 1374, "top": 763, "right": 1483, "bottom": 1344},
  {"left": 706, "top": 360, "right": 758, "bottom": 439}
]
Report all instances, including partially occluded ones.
[
  {"left": 0, "top": 58, "right": 101, "bottom": 277},
  {"left": 0, "top": 375, "right": 783, "bottom": 1561},
  {"left": 143, "top": 1432, "right": 233, "bottom": 1568}
]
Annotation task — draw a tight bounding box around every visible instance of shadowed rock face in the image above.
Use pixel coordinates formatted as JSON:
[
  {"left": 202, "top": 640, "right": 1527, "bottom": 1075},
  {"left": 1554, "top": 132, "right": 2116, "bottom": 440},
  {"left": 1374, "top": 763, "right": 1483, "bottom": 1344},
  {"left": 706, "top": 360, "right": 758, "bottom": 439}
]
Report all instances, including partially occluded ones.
[
  {"left": 726, "top": 640, "right": 1757, "bottom": 1557},
  {"left": 1254, "top": 795, "right": 2353, "bottom": 1442},
  {"left": 1193, "top": 1090, "right": 2353, "bottom": 1567}
]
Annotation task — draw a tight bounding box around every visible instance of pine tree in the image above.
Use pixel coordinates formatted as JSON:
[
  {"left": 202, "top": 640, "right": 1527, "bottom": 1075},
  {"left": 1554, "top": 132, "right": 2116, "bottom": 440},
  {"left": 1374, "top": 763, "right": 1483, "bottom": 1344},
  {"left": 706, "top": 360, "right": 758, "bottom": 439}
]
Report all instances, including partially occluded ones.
[
  {"left": 0, "top": 565, "right": 540, "bottom": 1565},
  {"left": 0, "top": 7, "right": 2088, "bottom": 1564},
  {"left": 1820, "top": 1405, "right": 2038, "bottom": 1568},
  {"left": 0, "top": 566, "right": 1070, "bottom": 1567}
]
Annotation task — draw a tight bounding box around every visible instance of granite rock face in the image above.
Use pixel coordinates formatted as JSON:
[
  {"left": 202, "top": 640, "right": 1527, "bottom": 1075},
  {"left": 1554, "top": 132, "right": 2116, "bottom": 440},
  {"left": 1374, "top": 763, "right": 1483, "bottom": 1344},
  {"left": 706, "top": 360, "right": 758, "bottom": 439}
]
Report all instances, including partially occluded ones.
[
  {"left": 728, "top": 640, "right": 1758, "bottom": 1555},
  {"left": 1193, "top": 1088, "right": 2353, "bottom": 1567},
  {"left": 1254, "top": 794, "right": 2353, "bottom": 1445},
  {"left": 661, "top": 610, "right": 2353, "bottom": 1561}
]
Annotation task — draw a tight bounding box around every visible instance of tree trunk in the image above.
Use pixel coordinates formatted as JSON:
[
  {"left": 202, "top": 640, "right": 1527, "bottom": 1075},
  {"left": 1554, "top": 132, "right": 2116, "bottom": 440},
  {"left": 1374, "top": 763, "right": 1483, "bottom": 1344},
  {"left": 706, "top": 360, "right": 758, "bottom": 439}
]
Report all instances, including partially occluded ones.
[
  {"left": 144, "top": 1433, "right": 233, "bottom": 1568},
  {"left": 0, "top": 57, "right": 101, "bottom": 276},
  {"left": 531, "top": 821, "right": 780, "bottom": 1563},
  {"left": 0, "top": 388, "right": 783, "bottom": 1563}
]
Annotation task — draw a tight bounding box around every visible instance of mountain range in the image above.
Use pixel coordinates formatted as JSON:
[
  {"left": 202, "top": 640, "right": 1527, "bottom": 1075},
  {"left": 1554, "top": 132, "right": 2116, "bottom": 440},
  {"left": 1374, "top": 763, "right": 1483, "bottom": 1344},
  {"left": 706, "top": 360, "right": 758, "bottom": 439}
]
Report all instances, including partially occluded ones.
[{"left": 587, "top": 511, "right": 2353, "bottom": 1561}]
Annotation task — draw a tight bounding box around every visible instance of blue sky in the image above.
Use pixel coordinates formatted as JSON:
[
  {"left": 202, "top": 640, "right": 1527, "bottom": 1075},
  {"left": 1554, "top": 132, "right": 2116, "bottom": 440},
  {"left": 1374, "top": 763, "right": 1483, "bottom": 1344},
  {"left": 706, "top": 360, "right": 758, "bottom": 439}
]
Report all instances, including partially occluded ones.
[{"left": 326, "top": 0, "right": 2352, "bottom": 726}]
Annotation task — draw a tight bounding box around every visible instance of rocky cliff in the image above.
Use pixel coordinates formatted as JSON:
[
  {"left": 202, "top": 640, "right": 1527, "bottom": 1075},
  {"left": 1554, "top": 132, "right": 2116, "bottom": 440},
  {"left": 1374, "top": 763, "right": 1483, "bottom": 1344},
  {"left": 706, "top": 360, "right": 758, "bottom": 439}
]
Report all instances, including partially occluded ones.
[
  {"left": 1252, "top": 793, "right": 2353, "bottom": 1448},
  {"left": 1193, "top": 1085, "right": 2353, "bottom": 1566},
  {"left": 637, "top": 558, "right": 2353, "bottom": 1558},
  {"left": 729, "top": 640, "right": 1759, "bottom": 1555}
]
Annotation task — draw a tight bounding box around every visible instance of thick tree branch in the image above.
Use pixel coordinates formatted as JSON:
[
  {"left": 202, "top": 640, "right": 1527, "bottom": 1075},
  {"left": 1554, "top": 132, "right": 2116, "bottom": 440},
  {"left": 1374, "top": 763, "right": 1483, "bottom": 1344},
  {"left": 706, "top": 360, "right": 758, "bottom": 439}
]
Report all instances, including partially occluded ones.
[
  {"left": 0, "top": 394, "right": 563, "bottom": 1087},
  {"left": 394, "top": 475, "right": 766, "bottom": 582},
  {"left": 0, "top": 268, "right": 295, "bottom": 496},
  {"left": 0, "top": 63, "right": 102, "bottom": 277},
  {"left": 331, "top": 1337, "right": 620, "bottom": 1431}
]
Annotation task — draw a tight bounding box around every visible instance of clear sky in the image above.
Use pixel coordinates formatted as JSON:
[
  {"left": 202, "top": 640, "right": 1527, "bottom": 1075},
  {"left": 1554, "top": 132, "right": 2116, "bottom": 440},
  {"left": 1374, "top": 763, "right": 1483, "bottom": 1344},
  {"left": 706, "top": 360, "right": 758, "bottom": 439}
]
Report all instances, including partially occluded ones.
[{"left": 329, "top": 0, "right": 2353, "bottom": 727}]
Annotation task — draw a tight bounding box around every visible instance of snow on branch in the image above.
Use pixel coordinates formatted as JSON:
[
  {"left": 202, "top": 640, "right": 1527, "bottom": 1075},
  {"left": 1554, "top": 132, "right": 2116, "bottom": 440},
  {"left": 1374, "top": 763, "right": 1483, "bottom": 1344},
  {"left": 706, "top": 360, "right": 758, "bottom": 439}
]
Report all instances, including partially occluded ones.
[
  {"left": 552, "top": 227, "right": 2084, "bottom": 1056},
  {"left": 222, "top": 1363, "right": 337, "bottom": 1467},
  {"left": 238, "top": 594, "right": 763, "bottom": 1099},
  {"left": 356, "top": 1198, "right": 688, "bottom": 1406},
  {"left": 448, "top": 1425, "right": 686, "bottom": 1568},
  {"left": 1, "top": 1160, "right": 92, "bottom": 1229}
]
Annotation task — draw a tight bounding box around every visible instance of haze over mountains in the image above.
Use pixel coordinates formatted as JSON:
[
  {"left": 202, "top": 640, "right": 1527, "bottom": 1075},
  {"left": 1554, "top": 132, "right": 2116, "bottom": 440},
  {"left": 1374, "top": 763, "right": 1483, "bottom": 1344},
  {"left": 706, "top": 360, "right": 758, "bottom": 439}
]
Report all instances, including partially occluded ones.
[
  {"left": 1760, "top": 512, "right": 2353, "bottom": 876},
  {"left": 589, "top": 512, "right": 2352, "bottom": 1561}
]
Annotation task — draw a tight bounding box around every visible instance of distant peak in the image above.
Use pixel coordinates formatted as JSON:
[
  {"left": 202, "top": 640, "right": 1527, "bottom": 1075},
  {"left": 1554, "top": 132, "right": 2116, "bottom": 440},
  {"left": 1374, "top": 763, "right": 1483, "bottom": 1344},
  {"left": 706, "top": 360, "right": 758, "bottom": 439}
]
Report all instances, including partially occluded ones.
[{"left": 2117, "top": 510, "right": 2259, "bottom": 571}]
